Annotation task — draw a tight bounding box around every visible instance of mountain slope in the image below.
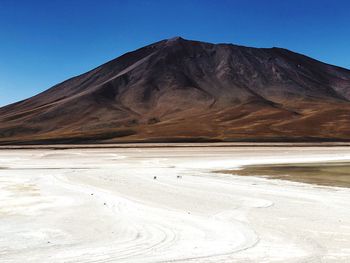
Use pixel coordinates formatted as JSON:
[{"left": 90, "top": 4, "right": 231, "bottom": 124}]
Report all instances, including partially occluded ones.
[{"left": 1, "top": 37, "right": 350, "bottom": 144}]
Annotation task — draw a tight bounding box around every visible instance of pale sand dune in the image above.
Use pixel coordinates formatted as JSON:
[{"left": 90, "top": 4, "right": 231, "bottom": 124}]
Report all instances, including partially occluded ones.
[{"left": 1, "top": 146, "right": 350, "bottom": 262}]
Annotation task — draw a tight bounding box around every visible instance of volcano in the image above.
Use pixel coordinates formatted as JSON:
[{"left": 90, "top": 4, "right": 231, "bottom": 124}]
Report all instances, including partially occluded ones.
[{"left": 1, "top": 37, "right": 350, "bottom": 144}]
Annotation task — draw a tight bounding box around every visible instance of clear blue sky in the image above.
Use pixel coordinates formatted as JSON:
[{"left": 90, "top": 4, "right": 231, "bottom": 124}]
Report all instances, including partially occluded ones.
[{"left": 0, "top": 0, "right": 349, "bottom": 106}]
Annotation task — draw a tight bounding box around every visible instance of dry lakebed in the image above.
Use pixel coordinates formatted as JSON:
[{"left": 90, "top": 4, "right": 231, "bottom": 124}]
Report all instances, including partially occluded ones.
[{"left": 1, "top": 144, "right": 350, "bottom": 262}]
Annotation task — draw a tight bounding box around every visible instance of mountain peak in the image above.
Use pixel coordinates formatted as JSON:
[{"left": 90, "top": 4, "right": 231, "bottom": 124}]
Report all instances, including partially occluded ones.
[
  {"left": 167, "top": 36, "right": 184, "bottom": 42},
  {"left": 165, "top": 36, "right": 187, "bottom": 45}
]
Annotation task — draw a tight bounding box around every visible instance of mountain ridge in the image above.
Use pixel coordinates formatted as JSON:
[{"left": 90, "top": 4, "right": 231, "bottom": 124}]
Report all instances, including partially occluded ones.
[{"left": 0, "top": 37, "right": 349, "bottom": 144}]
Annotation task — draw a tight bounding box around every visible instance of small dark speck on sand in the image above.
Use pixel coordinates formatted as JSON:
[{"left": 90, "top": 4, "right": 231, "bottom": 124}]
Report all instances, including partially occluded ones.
[{"left": 104, "top": 203, "right": 106, "bottom": 205}]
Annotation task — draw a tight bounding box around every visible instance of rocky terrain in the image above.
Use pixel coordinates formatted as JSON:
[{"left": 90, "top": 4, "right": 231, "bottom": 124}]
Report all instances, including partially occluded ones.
[{"left": 1, "top": 37, "right": 350, "bottom": 144}]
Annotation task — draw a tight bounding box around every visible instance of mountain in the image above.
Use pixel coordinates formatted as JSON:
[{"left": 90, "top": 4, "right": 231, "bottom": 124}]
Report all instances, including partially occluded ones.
[{"left": 1, "top": 37, "right": 350, "bottom": 144}]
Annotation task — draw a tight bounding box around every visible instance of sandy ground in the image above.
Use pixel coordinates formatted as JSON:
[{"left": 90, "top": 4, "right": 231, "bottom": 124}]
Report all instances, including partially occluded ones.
[
  {"left": 1, "top": 146, "right": 350, "bottom": 262},
  {"left": 218, "top": 162, "right": 350, "bottom": 188}
]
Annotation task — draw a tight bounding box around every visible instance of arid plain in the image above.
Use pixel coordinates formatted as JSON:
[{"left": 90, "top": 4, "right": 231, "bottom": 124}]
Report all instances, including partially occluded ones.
[{"left": 1, "top": 144, "right": 350, "bottom": 262}]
